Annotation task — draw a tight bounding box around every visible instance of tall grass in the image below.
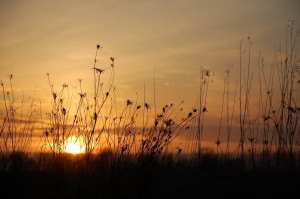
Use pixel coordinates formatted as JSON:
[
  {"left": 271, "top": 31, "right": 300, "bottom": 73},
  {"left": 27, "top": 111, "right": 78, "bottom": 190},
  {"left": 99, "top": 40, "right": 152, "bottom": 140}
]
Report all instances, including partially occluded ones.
[
  {"left": 0, "top": 20, "right": 299, "bottom": 174},
  {"left": 0, "top": 76, "right": 38, "bottom": 171}
]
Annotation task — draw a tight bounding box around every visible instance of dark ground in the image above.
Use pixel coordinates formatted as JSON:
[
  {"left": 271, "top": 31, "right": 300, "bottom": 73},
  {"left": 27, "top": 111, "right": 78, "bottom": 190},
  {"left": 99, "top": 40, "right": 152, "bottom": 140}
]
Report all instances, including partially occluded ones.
[{"left": 1, "top": 156, "right": 300, "bottom": 199}]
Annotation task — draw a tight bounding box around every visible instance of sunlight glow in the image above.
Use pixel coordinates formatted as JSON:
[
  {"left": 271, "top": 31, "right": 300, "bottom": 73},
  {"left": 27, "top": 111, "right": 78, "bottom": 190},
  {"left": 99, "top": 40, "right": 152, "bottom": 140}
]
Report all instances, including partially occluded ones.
[{"left": 65, "top": 136, "right": 85, "bottom": 154}]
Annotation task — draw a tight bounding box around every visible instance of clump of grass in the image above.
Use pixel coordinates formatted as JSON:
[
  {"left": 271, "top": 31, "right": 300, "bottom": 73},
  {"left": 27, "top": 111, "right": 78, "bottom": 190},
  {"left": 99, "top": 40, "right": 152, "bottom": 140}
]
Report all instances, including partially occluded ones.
[
  {"left": 216, "top": 65, "right": 237, "bottom": 160},
  {"left": 40, "top": 45, "right": 115, "bottom": 170},
  {"left": 185, "top": 67, "right": 213, "bottom": 163},
  {"left": 0, "top": 76, "right": 37, "bottom": 171}
]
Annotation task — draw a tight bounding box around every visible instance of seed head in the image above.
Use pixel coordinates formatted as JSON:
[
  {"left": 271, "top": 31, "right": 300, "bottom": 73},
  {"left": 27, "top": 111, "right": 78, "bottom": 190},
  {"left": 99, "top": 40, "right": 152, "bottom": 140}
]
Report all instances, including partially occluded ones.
[
  {"left": 248, "top": 137, "right": 254, "bottom": 143},
  {"left": 288, "top": 106, "right": 296, "bottom": 113},
  {"left": 263, "top": 116, "right": 271, "bottom": 121},
  {"left": 62, "top": 108, "right": 66, "bottom": 115},
  {"left": 178, "top": 148, "right": 182, "bottom": 154},
  {"left": 79, "top": 92, "right": 86, "bottom": 98},
  {"left": 127, "top": 99, "right": 133, "bottom": 106},
  {"left": 92, "top": 67, "right": 105, "bottom": 74},
  {"left": 145, "top": 103, "right": 150, "bottom": 109}
]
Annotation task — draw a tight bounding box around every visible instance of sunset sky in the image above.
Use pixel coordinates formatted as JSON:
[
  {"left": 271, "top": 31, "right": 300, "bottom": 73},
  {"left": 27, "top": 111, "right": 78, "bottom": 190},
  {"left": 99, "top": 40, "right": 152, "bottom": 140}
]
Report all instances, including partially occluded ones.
[{"left": 0, "top": 0, "right": 299, "bottom": 147}]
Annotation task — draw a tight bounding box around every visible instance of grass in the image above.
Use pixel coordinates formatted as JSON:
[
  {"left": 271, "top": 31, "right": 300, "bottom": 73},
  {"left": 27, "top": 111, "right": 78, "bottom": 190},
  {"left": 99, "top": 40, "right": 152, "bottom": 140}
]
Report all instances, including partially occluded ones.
[{"left": 0, "top": 20, "right": 300, "bottom": 198}]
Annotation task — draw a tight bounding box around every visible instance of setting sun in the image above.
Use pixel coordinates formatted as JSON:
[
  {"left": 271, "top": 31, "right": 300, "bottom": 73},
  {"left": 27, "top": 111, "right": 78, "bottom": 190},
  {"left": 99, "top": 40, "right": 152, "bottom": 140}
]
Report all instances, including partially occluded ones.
[{"left": 65, "top": 136, "right": 85, "bottom": 154}]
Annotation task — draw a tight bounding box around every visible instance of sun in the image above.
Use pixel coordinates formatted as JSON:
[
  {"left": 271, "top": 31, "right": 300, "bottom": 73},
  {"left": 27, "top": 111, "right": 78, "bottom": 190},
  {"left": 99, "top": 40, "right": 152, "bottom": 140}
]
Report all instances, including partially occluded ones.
[{"left": 65, "top": 136, "right": 85, "bottom": 154}]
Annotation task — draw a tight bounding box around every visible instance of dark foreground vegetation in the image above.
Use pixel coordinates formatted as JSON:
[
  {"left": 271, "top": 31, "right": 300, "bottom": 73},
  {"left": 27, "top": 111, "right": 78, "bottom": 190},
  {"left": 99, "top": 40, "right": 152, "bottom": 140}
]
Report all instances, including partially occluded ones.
[{"left": 1, "top": 152, "right": 300, "bottom": 199}]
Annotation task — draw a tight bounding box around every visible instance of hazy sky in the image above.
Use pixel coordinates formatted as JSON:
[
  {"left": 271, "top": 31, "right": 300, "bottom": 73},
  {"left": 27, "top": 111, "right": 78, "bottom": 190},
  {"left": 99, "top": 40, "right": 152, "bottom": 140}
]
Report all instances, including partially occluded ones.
[{"left": 0, "top": 0, "right": 299, "bottom": 145}]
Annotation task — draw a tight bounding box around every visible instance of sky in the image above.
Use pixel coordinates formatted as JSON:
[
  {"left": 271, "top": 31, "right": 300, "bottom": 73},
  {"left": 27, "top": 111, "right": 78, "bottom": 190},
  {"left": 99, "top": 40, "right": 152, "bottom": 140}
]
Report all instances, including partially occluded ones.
[{"left": 0, "top": 0, "right": 299, "bottom": 149}]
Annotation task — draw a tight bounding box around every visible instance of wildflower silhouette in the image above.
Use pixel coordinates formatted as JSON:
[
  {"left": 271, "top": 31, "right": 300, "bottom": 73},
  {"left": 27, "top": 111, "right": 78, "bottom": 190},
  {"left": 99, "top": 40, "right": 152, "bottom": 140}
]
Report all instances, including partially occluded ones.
[{"left": 92, "top": 67, "right": 105, "bottom": 74}]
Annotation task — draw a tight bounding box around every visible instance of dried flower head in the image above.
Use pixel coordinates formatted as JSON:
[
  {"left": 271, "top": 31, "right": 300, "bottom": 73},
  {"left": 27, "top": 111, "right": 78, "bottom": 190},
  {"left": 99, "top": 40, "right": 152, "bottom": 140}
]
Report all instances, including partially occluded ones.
[
  {"left": 145, "top": 103, "right": 150, "bottom": 109},
  {"left": 79, "top": 92, "right": 86, "bottom": 98},
  {"left": 92, "top": 67, "right": 105, "bottom": 74},
  {"left": 127, "top": 99, "right": 133, "bottom": 106},
  {"left": 287, "top": 106, "right": 296, "bottom": 113},
  {"left": 53, "top": 93, "right": 57, "bottom": 100},
  {"left": 263, "top": 116, "right": 271, "bottom": 121},
  {"left": 248, "top": 137, "right": 254, "bottom": 143},
  {"left": 61, "top": 108, "right": 66, "bottom": 115},
  {"left": 177, "top": 148, "right": 182, "bottom": 154}
]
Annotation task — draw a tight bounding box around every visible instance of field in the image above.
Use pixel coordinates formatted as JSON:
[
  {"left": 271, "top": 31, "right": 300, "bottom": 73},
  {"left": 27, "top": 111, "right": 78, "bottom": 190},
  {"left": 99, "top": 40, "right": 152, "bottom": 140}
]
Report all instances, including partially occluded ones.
[{"left": 1, "top": 16, "right": 300, "bottom": 199}]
